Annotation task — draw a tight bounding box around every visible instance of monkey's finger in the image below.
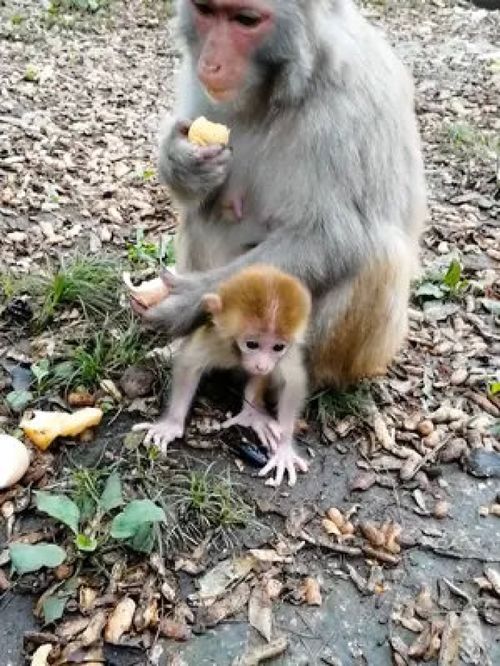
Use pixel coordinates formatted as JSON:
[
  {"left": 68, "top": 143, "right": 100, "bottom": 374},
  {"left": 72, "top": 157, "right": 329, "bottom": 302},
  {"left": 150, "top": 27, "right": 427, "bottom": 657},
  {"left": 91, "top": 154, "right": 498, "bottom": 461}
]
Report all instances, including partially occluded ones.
[
  {"left": 274, "top": 462, "right": 285, "bottom": 487},
  {"left": 132, "top": 422, "right": 154, "bottom": 432},
  {"left": 295, "top": 456, "right": 309, "bottom": 473},
  {"left": 196, "top": 145, "right": 225, "bottom": 160},
  {"left": 221, "top": 416, "right": 237, "bottom": 429},
  {"left": 286, "top": 462, "right": 297, "bottom": 487},
  {"left": 258, "top": 458, "right": 277, "bottom": 478}
]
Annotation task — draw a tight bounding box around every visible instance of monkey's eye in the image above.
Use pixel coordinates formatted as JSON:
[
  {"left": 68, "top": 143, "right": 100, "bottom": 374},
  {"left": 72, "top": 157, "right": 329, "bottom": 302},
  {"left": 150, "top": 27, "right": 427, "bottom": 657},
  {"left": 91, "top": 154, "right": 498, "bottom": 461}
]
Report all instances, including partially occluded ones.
[
  {"left": 245, "top": 340, "right": 260, "bottom": 350},
  {"left": 233, "top": 10, "right": 262, "bottom": 27},
  {"left": 192, "top": 0, "right": 214, "bottom": 16},
  {"left": 273, "top": 343, "right": 286, "bottom": 353}
]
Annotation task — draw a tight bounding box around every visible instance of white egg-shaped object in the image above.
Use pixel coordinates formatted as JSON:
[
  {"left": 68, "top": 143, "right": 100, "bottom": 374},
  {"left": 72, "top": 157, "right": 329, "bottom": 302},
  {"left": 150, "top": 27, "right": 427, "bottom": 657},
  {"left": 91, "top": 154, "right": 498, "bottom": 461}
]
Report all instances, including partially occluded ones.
[{"left": 0, "top": 433, "right": 31, "bottom": 489}]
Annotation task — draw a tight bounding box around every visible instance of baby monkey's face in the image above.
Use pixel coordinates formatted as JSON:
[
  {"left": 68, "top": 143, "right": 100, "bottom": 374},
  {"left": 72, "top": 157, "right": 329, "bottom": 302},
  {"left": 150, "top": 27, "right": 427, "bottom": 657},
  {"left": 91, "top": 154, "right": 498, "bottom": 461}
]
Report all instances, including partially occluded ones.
[{"left": 236, "top": 330, "right": 289, "bottom": 376}]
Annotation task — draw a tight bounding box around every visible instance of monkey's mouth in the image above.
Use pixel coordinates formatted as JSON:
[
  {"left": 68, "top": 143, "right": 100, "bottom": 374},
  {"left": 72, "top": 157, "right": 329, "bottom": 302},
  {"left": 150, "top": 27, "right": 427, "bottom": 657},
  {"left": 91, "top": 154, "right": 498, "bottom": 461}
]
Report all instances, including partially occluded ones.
[{"left": 204, "top": 86, "right": 237, "bottom": 103}]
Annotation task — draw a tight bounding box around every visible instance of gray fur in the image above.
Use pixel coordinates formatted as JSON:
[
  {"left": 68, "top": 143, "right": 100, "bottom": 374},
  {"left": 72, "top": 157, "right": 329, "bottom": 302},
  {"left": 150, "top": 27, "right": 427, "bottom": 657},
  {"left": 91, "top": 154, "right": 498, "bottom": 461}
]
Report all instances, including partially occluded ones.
[{"left": 151, "top": 0, "right": 426, "bottom": 347}]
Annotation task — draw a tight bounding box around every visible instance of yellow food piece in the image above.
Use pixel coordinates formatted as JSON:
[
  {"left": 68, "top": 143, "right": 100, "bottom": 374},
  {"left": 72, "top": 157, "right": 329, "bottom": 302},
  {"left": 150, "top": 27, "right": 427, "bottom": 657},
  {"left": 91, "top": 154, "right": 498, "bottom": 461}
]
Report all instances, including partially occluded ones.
[
  {"left": 21, "top": 407, "right": 103, "bottom": 450},
  {"left": 188, "top": 116, "right": 230, "bottom": 147},
  {"left": 122, "top": 272, "right": 169, "bottom": 308}
]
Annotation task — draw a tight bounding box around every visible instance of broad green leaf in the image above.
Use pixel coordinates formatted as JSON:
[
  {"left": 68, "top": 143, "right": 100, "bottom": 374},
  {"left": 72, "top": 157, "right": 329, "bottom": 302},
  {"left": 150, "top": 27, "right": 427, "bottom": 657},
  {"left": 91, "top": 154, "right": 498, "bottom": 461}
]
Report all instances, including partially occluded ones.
[
  {"left": 52, "top": 360, "right": 75, "bottom": 380},
  {"left": 5, "top": 389, "right": 33, "bottom": 413},
  {"left": 42, "top": 594, "right": 66, "bottom": 624},
  {"left": 75, "top": 534, "right": 97, "bottom": 552},
  {"left": 99, "top": 471, "right": 123, "bottom": 512},
  {"left": 9, "top": 543, "right": 66, "bottom": 575},
  {"left": 110, "top": 500, "right": 165, "bottom": 540},
  {"left": 414, "top": 282, "right": 444, "bottom": 300},
  {"left": 35, "top": 491, "right": 80, "bottom": 534},
  {"left": 489, "top": 382, "right": 500, "bottom": 396},
  {"left": 443, "top": 259, "right": 462, "bottom": 290},
  {"left": 31, "top": 359, "right": 50, "bottom": 384},
  {"left": 129, "top": 522, "right": 155, "bottom": 554}
]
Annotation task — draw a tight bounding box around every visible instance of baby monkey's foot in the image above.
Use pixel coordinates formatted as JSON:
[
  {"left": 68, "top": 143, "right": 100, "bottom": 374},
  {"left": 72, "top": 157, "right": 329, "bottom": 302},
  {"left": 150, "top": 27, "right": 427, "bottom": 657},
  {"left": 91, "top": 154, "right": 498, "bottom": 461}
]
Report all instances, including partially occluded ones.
[
  {"left": 258, "top": 438, "right": 309, "bottom": 487},
  {"left": 222, "top": 405, "right": 281, "bottom": 450},
  {"left": 132, "top": 419, "right": 184, "bottom": 454}
]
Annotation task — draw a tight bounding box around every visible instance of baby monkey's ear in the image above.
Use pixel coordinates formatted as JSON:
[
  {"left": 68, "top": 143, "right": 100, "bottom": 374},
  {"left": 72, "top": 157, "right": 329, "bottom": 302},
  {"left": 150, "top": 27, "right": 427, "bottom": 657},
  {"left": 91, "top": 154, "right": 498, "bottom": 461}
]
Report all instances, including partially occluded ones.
[{"left": 201, "top": 293, "right": 223, "bottom": 315}]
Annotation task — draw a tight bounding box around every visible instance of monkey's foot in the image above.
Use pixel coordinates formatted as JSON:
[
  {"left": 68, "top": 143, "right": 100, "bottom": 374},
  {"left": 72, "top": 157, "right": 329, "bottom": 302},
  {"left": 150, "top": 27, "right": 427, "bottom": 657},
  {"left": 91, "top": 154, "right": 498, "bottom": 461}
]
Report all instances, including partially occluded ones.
[
  {"left": 132, "top": 420, "right": 184, "bottom": 454},
  {"left": 222, "top": 406, "right": 281, "bottom": 450},
  {"left": 258, "top": 440, "right": 309, "bottom": 487}
]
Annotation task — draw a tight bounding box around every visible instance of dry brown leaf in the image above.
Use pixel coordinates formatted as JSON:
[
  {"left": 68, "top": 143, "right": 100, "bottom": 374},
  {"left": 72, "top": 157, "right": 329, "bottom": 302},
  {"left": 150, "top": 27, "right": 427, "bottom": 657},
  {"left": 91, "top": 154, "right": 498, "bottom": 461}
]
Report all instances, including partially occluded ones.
[
  {"left": 31, "top": 644, "right": 53, "bottom": 666},
  {"left": 232, "top": 636, "right": 288, "bottom": 666},
  {"left": 55, "top": 616, "right": 89, "bottom": 641},
  {"left": 199, "top": 582, "right": 251, "bottom": 627},
  {"left": 104, "top": 597, "right": 135, "bottom": 644},
  {"left": 159, "top": 618, "right": 192, "bottom": 641},
  {"left": 359, "top": 521, "right": 385, "bottom": 548},
  {"left": 302, "top": 577, "right": 322, "bottom": 606},
  {"left": 80, "top": 610, "right": 107, "bottom": 647},
  {"left": 248, "top": 584, "right": 273, "bottom": 642}
]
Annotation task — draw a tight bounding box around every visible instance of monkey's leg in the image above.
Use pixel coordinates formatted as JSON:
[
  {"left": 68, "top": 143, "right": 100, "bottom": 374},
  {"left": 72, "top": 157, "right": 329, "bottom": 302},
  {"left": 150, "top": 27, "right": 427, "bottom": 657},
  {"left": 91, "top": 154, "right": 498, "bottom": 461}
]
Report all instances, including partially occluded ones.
[
  {"left": 222, "top": 376, "right": 281, "bottom": 449},
  {"left": 133, "top": 339, "right": 204, "bottom": 454},
  {"left": 258, "top": 351, "right": 309, "bottom": 487},
  {"left": 309, "top": 256, "right": 413, "bottom": 389}
]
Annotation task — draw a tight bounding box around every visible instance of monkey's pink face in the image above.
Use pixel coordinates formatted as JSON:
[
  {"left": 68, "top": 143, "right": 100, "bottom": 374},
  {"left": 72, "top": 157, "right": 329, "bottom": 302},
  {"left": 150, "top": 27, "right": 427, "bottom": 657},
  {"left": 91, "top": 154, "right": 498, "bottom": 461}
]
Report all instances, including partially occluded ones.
[
  {"left": 190, "top": 0, "right": 274, "bottom": 102},
  {"left": 237, "top": 332, "right": 289, "bottom": 376}
]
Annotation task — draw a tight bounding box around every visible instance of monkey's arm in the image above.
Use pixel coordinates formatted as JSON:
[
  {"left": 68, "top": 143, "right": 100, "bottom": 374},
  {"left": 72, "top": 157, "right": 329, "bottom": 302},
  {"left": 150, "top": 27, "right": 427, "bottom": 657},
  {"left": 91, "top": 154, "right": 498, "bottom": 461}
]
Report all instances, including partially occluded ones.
[
  {"left": 258, "top": 348, "right": 309, "bottom": 487},
  {"left": 133, "top": 334, "right": 207, "bottom": 453},
  {"left": 138, "top": 214, "right": 371, "bottom": 338},
  {"left": 222, "top": 376, "right": 281, "bottom": 450},
  {"left": 158, "top": 116, "right": 232, "bottom": 204}
]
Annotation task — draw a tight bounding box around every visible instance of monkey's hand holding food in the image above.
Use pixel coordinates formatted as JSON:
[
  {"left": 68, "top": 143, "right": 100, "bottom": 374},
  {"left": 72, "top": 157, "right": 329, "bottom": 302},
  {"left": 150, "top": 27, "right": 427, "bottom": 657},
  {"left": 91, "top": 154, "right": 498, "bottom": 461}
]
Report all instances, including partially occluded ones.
[
  {"left": 223, "top": 405, "right": 282, "bottom": 450},
  {"left": 132, "top": 418, "right": 184, "bottom": 454},
  {"left": 159, "top": 117, "right": 232, "bottom": 201},
  {"left": 258, "top": 436, "right": 309, "bottom": 487},
  {"left": 123, "top": 272, "right": 169, "bottom": 309},
  {"left": 130, "top": 270, "right": 208, "bottom": 338},
  {"left": 187, "top": 116, "right": 230, "bottom": 147},
  {"left": 21, "top": 407, "right": 103, "bottom": 450}
]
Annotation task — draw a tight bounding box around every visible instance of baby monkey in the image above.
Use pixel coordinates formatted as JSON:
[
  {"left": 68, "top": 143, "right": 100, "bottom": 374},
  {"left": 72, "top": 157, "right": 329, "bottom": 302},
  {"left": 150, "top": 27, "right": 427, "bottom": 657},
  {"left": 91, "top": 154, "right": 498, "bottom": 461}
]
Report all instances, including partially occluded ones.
[{"left": 134, "top": 265, "right": 311, "bottom": 486}]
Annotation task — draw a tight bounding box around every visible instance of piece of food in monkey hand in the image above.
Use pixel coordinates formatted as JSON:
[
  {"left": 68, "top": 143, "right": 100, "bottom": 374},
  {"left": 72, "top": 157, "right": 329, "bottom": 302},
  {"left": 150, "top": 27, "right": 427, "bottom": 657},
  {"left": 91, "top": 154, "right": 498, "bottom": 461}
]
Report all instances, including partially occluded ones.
[
  {"left": 188, "top": 116, "right": 230, "bottom": 147},
  {"left": 122, "top": 272, "right": 169, "bottom": 308}
]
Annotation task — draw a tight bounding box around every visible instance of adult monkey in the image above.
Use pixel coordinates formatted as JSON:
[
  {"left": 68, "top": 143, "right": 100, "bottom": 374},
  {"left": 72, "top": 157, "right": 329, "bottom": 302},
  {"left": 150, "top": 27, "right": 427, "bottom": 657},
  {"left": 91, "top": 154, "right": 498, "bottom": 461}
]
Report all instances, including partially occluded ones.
[{"left": 134, "top": 0, "right": 427, "bottom": 480}]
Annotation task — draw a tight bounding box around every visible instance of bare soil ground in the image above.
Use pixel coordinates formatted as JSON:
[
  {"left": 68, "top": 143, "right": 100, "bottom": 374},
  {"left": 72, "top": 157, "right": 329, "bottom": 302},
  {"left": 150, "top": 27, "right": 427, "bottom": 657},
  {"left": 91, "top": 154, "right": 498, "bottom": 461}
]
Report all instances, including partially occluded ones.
[{"left": 0, "top": 1, "right": 499, "bottom": 665}]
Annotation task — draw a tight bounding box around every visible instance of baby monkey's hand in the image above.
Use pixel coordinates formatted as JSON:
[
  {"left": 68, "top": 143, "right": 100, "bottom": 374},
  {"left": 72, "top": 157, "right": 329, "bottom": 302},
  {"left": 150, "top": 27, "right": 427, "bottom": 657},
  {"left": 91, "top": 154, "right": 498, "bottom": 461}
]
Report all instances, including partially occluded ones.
[
  {"left": 259, "top": 436, "right": 309, "bottom": 487},
  {"left": 222, "top": 404, "right": 281, "bottom": 450},
  {"left": 132, "top": 419, "right": 184, "bottom": 455}
]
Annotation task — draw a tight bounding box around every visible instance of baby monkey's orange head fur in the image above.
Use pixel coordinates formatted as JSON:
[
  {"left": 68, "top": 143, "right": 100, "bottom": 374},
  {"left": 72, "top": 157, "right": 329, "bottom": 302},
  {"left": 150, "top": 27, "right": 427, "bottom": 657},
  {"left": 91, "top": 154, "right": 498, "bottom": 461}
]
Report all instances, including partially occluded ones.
[{"left": 202, "top": 265, "right": 311, "bottom": 376}]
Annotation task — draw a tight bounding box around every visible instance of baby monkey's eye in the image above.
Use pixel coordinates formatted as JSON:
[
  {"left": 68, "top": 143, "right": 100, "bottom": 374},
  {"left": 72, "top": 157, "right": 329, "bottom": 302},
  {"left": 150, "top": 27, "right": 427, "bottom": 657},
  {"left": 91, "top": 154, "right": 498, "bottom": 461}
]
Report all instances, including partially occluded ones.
[
  {"left": 273, "top": 343, "right": 286, "bottom": 353},
  {"left": 245, "top": 340, "right": 260, "bottom": 350}
]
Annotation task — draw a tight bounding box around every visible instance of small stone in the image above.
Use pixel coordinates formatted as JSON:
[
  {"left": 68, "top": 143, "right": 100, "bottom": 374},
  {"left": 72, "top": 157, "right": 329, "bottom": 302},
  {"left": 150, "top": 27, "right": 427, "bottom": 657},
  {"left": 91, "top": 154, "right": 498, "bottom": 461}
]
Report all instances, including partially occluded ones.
[
  {"left": 450, "top": 368, "right": 468, "bottom": 386},
  {"left": 433, "top": 501, "right": 450, "bottom": 519},
  {"left": 120, "top": 366, "right": 155, "bottom": 399},
  {"left": 417, "top": 420, "right": 434, "bottom": 437},
  {"left": 7, "top": 231, "right": 27, "bottom": 243}
]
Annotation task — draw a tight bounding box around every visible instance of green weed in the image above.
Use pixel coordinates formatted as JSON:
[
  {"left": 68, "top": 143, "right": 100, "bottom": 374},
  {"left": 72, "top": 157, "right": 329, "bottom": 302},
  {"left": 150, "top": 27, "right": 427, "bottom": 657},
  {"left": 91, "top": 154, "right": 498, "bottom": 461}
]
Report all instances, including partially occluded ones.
[
  {"left": 414, "top": 258, "right": 468, "bottom": 302},
  {"left": 29, "top": 254, "right": 122, "bottom": 326},
  {"left": 127, "top": 228, "right": 175, "bottom": 267},
  {"left": 169, "top": 467, "right": 254, "bottom": 532},
  {"left": 312, "top": 383, "right": 372, "bottom": 423}
]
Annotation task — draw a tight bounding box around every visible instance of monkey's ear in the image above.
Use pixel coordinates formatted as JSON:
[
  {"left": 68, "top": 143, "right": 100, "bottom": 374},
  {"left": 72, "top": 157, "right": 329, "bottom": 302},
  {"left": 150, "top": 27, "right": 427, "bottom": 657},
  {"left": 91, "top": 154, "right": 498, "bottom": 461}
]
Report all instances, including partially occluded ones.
[{"left": 201, "top": 293, "right": 222, "bottom": 315}]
